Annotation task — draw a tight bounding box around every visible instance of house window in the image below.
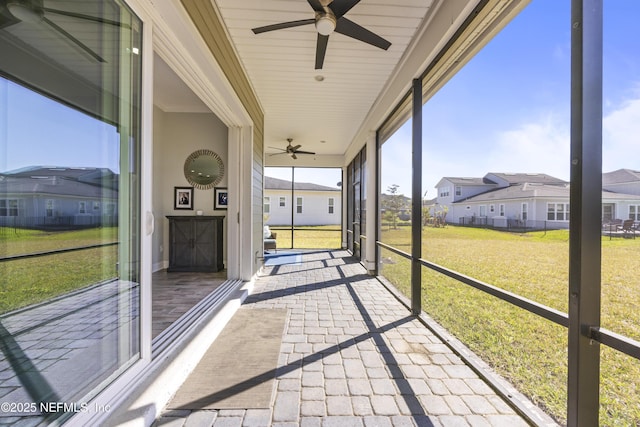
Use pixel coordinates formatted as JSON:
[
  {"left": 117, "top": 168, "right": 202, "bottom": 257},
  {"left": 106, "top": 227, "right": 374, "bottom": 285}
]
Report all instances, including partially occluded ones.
[
  {"left": 93, "top": 201, "right": 101, "bottom": 211},
  {"left": 548, "top": 203, "right": 570, "bottom": 221},
  {"left": 439, "top": 187, "right": 450, "bottom": 197},
  {"left": 296, "top": 197, "right": 303, "bottom": 214},
  {"left": 279, "top": 197, "right": 286, "bottom": 207},
  {"left": 0, "top": 199, "right": 19, "bottom": 217},
  {"left": 79, "top": 201, "right": 87, "bottom": 214},
  {"left": 489, "top": 204, "right": 495, "bottom": 214},
  {"left": 499, "top": 204, "right": 505, "bottom": 216},
  {"left": 629, "top": 205, "right": 639, "bottom": 220},
  {"left": 328, "top": 197, "right": 335, "bottom": 214},
  {"left": 46, "top": 199, "right": 54, "bottom": 217},
  {"left": 455, "top": 186, "right": 461, "bottom": 196},
  {"left": 479, "top": 205, "right": 486, "bottom": 217},
  {"left": 264, "top": 197, "right": 271, "bottom": 214},
  {"left": 521, "top": 203, "right": 528, "bottom": 221}
]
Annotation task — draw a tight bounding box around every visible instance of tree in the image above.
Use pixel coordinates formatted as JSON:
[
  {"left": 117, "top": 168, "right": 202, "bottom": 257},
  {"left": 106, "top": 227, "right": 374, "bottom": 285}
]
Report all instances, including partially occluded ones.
[
  {"left": 422, "top": 205, "right": 432, "bottom": 226},
  {"left": 434, "top": 204, "right": 448, "bottom": 227},
  {"left": 382, "top": 184, "right": 404, "bottom": 229}
]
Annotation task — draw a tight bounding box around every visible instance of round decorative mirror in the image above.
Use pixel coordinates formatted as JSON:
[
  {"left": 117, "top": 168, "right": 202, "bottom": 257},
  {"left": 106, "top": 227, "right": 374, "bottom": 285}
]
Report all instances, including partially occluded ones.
[{"left": 184, "top": 149, "right": 225, "bottom": 190}]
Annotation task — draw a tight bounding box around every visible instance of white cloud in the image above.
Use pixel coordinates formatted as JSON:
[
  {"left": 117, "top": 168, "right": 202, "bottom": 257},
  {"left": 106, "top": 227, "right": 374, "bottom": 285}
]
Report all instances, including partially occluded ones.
[
  {"left": 488, "top": 113, "right": 571, "bottom": 180},
  {"left": 603, "top": 95, "right": 640, "bottom": 172}
]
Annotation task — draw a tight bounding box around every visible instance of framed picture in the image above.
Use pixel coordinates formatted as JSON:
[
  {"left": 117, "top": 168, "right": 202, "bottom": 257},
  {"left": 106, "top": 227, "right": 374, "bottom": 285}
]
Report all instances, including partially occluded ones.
[
  {"left": 174, "top": 187, "right": 193, "bottom": 210},
  {"left": 214, "top": 187, "right": 228, "bottom": 210}
]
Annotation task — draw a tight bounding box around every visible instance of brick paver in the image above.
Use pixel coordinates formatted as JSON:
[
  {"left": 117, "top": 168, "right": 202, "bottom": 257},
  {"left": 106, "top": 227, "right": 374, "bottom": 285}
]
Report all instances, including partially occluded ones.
[{"left": 155, "top": 250, "right": 551, "bottom": 427}]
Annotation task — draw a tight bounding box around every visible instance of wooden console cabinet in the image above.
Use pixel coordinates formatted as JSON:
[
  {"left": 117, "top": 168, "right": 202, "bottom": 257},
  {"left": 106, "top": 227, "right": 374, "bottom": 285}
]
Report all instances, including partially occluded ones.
[{"left": 166, "top": 216, "right": 224, "bottom": 272}]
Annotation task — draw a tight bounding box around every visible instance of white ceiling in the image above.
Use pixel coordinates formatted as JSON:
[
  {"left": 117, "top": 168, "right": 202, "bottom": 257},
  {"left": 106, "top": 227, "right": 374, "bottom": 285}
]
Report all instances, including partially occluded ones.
[
  {"left": 214, "top": 0, "right": 435, "bottom": 158},
  {"left": 154, "top": 54, "right": 210, "bottom": 113}
]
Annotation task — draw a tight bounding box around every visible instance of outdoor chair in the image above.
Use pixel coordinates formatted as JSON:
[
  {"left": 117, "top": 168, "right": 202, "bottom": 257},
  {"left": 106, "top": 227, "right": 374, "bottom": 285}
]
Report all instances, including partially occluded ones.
[
  {"left": 264, "top": 226, "right": 277, "bottom": 252},
  {"left": 602, "top": 219, "right": 621, "bottom": 237},
  {"left": 618, "top": 219, "right": 636, "bottom": 239}
]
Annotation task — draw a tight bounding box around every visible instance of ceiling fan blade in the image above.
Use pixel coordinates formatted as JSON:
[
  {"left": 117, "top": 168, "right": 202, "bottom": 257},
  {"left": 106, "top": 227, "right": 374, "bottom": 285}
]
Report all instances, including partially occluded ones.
[
  {"left": 268, "top": 146, "right": 287, "bottom": 151},
  {"left": 43, "top": 17, "right": 105, "bottom": 62},
  {"left": 315, "top": 33, "right": 329, "bottom": 69},
  {"left": 328, "top": 0, "right": 361, "bottom": 19},
  {"left": 295, "top": 150, "right": 316, "bottom": 155},
  {"left": 0, "top": 7, "right": 19, "bottom": 29},
  {"left": 43, "top": 7, "right": 128, "bottom": 28},
  {"left": 291, "top": 144, "right": 302, "bottom": 151},
  {"left": 269, "top": 152, "right": 288, "bottom": 157},
  {"left": 335, "top": 17, "right": 391, "bottom": 50},
  {"left": 291, "top": 153, "right": 298, "bottom": 160},
  {"left": 252, "top": 19, "right": 314, "bottom": 34},
  {"left": 307, "top": 0, "right": 325, "bottom": 13}
]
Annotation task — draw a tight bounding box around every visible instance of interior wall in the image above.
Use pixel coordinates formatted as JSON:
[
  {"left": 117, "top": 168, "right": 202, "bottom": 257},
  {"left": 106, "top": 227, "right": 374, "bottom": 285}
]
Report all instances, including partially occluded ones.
[{"left": 152, "top": 108, "right": 229, "bottom": 271}]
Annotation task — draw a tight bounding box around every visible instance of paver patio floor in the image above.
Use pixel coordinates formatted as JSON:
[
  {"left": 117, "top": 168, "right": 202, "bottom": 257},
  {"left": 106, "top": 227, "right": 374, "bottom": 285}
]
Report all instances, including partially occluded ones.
[{"left": 156, "top": 250, "right": 555, "bottom": 427}]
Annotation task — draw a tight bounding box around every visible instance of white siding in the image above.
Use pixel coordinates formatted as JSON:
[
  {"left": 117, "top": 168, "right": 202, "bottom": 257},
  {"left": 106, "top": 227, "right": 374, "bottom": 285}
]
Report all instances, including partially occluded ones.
[{"left": 265, "top": 189, "right": 341, "bottom": 226}]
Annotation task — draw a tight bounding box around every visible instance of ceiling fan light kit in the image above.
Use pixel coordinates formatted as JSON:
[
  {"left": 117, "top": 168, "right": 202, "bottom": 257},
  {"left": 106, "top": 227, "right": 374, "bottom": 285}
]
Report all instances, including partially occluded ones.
[{"left": 315, "top": 12, "right": 336, "bottom": 36}]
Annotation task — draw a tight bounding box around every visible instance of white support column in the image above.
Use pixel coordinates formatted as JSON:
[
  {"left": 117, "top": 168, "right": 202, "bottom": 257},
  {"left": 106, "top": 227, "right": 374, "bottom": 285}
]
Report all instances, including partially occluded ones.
[
  {"left": 342, "top": 165, "right": 348, "bottom": 249},
  {"left": 227, "top": 127, "right": 241, "bottom": 279},
  {"left": 365, "top": 132, "right": 378, "bottom": 274},
  {"left": 227, "top": 125, "right": 254, "bottom": 281},
  {"left": 239, "top": 126, "right": 254, "bottom": 280}
]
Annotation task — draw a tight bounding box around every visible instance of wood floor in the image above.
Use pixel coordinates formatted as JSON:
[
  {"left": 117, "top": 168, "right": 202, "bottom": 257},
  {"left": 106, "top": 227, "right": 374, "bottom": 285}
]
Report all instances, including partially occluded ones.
[{"left": 152, "top": 270, "right": 227, "bottom": 338}]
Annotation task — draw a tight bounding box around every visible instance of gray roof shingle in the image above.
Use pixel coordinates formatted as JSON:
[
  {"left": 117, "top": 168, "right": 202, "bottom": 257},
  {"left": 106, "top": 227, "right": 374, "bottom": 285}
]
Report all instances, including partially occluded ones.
[
  {"left": 264, "top": 176, "right": 340, "bottom": 191},
  {"left": 603, "top": 168, "right": 640, "bottom": 185}
]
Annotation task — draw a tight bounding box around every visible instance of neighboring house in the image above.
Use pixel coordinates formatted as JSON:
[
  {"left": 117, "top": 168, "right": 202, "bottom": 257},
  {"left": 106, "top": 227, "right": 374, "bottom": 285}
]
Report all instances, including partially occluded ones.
[
  {"left": 603, "top": 169, "right": 640, "bottom": 220},
  {"left": 264, "top": 176, "right": 341, "bottom": 226},
  {"left": 435, "top": 171, "right": 640, "bottom": 229},
  {"left": 0, "top": 166, "right": 118, "bottom": 229}
]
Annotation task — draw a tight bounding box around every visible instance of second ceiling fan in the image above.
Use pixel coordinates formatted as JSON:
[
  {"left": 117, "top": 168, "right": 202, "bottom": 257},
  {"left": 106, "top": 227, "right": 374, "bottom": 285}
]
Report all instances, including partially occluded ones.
[
  {"left": 269, "top": 138, "right": 316, "bottom": 160},
  {"left": 251, "top": 0, "right": 391, "bottom": 70}
]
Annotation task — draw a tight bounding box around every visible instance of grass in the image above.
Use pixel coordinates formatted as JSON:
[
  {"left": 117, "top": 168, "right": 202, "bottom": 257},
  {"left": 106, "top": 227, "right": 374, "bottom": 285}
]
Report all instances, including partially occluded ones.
[
  {"left": 0, "top": 227, "right": 118, "bottom": 257},
  {"left": 268, "top": 225, "right": 342, "bottom": 249},
  {"left": 379, "top": 225, "right": 640, "bottom": 426},
  {"left": 0, "top": 227, "right": 119, "bottom": 313}
]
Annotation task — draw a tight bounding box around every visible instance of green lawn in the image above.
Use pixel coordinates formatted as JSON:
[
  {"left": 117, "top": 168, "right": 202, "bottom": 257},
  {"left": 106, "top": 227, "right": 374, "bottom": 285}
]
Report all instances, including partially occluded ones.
[
  {"left": 268, "top": 225, "right": 342, "bottom": 249},
  {"left": 379, "top": 225, "right": 640, "bottom": 426},
  {"left": 0, "top": 227, "right": 119, "bottom": 313}
]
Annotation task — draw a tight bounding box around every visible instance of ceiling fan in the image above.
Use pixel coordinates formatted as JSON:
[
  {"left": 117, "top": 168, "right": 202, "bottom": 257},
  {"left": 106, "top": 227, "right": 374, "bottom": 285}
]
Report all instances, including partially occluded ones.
[
  {"left": 251, "top": 0, "right": 391, "bottom": 70},
  {"left": 269, "top": 138, "right": 316, "bottom": 160},
  {"left": 0, "top": 0, "right": 126, "bottom": 63}
]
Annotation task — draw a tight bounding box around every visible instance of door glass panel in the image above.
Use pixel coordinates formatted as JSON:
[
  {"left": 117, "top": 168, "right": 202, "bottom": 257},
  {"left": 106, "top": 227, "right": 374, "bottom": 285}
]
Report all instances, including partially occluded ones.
[{"left": 0, "top": 0, "right": 142, "bottom": 422}]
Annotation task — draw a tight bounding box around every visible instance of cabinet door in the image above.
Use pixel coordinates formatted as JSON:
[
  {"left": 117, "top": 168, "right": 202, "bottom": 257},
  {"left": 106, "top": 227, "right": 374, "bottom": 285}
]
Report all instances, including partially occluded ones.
[
  {"left": 171, "top": 219, "right": 193, "bottom": 268},
  {"left": 193, "top": 219, "right": 216, "bottom": 268}
]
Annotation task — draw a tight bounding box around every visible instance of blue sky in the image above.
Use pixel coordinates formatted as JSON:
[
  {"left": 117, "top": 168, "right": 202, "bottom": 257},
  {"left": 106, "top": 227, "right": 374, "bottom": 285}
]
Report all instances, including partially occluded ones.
[
  {"left": 0, "top": 78, "right": 120, "bottom": 173},
  {"left": 381, "top": 0, "right": 640, "bottom": 197},
  {"left": 2, "top": 1, "right": 638, "bottom": 195}
]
